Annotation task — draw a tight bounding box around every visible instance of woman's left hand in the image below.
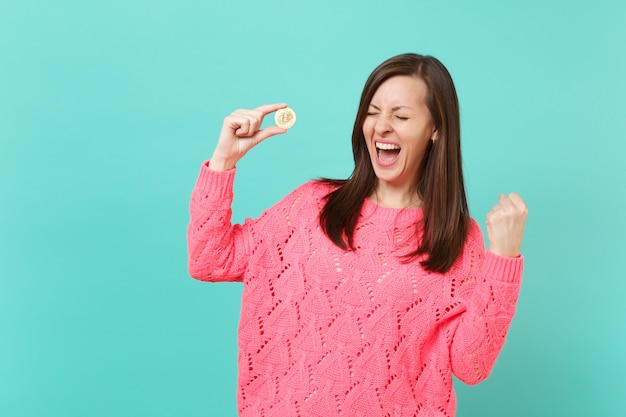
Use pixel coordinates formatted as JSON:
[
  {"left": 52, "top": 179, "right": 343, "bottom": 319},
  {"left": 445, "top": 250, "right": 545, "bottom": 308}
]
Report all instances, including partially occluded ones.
[{"left": 486, "top": 193, "right": 528, "bottom": 258}]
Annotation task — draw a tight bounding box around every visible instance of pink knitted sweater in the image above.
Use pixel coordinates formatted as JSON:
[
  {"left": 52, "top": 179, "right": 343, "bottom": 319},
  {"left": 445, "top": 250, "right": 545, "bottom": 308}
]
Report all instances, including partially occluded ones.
[{"left": 187, "top": 162, "right": 523, "bottom": 417}]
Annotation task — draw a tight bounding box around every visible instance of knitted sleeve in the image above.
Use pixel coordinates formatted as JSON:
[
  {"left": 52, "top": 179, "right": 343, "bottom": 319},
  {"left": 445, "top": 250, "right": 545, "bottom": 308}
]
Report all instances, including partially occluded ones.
[
  {"left": 450, "top": 221, "right": 524, "bottom": 385},
  {"left": 187, "top": 161, "right": 252, "bottom": 282}
]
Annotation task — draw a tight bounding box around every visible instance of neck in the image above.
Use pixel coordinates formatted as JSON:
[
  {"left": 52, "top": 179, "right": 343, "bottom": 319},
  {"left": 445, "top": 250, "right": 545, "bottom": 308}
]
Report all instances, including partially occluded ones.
[{"left": 369, "top": 183, "right": 421, "bottom": 209}]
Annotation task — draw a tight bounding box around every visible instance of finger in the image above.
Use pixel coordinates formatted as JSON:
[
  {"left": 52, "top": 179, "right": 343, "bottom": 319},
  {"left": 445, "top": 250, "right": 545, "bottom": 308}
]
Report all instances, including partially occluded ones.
[
  {"left": 498, "top": 195, "right": 515, "bottom": 211},
  {"left": 236, "top": 108, "right": 277, "bottom": 134},
  {"left": 489, "top": 198, "right": 506, "bottom": 214},
  {"left": 486, "top": 209, "right": 501, "bottom": 224},
  {"left": 225, "top": 112, "right": 253, "bottom": 130},
  {"left": 234, "top": 118, "right": 252, "bottom": 137},
  {"left": 255, "top": 125, "right": 287, "bottom": 143},
  {"left": 498, "top": 193, "right": 515, "bottom": 207},
  {"left": 255, "top": 103, "right": 288, "bottom": 116},
  {"left": 498, "top": 194, "right": 522, "bottom": 213},
  {"left": 234, "top": 112, "right": 261, "bottom": 136},
  {"left": 507, "top": 192, "right": 528, "bottom": 213},
  {"left": 496, "top": 193, "right": 528, "bottom": 219},
  {"left": 486, "top": 199, "right": 508, "bottom": 223},
  {"left": 232, "top": 113, "right": 263, "bottom": 137}
]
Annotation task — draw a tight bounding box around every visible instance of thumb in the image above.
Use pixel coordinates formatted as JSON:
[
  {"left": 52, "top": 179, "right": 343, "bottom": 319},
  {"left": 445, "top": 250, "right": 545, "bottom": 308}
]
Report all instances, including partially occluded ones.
[{"left": 255, "top": 126, "right": 288, "bottom": 143}]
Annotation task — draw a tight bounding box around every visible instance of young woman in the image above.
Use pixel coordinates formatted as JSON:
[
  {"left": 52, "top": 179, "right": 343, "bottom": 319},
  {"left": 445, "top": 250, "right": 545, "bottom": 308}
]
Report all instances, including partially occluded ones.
[{"left": 188, "top": 53, "right": 528, "bottom": 417}]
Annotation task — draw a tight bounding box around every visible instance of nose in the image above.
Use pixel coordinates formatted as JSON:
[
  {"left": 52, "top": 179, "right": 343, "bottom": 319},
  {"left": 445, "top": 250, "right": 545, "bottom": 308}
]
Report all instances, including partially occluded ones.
[{"left": 374, "top": 113, "right": 392, "bottom": 135}]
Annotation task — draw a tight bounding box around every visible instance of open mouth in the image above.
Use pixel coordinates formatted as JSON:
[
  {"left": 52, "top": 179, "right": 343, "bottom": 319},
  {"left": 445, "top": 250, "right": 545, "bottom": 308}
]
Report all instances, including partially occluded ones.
[{"left": 375, "top": 141, "right": 401, "bottom": 165}]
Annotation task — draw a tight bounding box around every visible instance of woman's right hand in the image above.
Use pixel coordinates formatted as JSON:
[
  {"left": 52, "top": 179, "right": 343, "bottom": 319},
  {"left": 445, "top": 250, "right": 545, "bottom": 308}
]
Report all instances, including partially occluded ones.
[{"left": 209, "top": 103, "right": 289, "bottom": 171}]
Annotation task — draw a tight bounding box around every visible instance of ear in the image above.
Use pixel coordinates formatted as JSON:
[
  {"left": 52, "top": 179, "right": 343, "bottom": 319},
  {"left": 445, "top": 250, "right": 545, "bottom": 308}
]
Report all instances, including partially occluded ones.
[{"left": 431, "top": 128, "right": 438, "bottom": 142}]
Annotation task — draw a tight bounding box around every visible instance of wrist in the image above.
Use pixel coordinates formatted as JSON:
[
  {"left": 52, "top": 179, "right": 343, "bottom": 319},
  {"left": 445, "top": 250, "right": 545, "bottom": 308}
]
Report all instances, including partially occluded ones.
[
  {"left": 487, "top": 246, "right": 521, "bottom": 258},
  {"left": 209, "top": 156, "right": 236, "bottom": 172}
]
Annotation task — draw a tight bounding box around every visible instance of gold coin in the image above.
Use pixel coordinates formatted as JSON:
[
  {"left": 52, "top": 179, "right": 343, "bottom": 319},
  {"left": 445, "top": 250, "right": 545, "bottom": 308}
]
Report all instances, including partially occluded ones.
[{"left": 275, "top": 107, "right": 297, "bottom": 129}]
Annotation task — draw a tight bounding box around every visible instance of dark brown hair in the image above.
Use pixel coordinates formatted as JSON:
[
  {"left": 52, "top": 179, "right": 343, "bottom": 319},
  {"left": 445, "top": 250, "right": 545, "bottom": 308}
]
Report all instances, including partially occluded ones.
[{"left": 319, "top": 53, "right": 470, "bottom": 273}]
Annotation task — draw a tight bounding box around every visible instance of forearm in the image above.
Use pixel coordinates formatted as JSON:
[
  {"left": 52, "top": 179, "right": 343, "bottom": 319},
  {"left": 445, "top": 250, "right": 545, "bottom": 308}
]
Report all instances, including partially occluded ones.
[
  {"left": 451, "top": 251, "right": 523, "bottom": 384},
  {"left": 187, "top": 161, "right": 249, "bottom": 282}
]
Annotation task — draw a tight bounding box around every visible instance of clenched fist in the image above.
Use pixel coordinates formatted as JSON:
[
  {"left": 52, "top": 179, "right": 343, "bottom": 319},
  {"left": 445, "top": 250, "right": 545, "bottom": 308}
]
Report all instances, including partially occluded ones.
[{"left": 486, "top": 193, "right": 528, "bottom": 258}]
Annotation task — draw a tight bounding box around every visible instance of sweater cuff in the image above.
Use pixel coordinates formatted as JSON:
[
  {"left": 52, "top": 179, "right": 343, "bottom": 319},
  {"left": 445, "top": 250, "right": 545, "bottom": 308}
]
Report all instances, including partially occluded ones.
[
  {"left": 483, "top": 250, "right": 524, "bottom": 284},
  {"left": 193, "top": 160, "right": 236, "bottom": 201}
]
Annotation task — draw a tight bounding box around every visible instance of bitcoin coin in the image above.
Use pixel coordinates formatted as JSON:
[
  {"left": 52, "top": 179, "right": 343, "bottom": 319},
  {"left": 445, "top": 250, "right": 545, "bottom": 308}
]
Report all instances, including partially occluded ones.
[{"left": 275, "top": 107, "right": 296, "bottom": 129}]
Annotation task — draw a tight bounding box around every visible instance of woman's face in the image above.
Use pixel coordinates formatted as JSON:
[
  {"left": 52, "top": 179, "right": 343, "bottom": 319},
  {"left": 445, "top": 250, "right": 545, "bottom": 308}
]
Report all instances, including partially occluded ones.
[{"left": 363, "top": 75, "right": 437, "bottom": 193}]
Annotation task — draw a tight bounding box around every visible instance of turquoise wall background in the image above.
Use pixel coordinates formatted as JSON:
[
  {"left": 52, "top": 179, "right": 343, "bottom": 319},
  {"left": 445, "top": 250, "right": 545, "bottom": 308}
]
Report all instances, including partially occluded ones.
[{"left": 2, "top": 0, "right": 625, "bottom": 415}]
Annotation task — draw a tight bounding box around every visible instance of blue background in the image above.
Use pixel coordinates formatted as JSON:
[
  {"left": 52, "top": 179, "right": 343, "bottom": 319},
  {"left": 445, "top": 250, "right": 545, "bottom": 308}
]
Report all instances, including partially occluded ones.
[{"left": 1, "top": 0, "right": 625, "bottom": 415}]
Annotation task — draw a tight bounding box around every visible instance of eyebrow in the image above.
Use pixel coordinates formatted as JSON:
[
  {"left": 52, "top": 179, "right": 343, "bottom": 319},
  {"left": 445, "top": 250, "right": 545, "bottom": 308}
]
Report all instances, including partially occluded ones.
[{"left": 369, "top": 104, "right": 412, "bottom": 111}]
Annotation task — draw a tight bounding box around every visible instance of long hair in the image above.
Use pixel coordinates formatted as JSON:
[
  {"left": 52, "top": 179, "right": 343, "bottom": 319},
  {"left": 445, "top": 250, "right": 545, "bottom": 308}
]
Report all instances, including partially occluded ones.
[{"left": 318, "top": 53, "right": 470, "bottom": 273}]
